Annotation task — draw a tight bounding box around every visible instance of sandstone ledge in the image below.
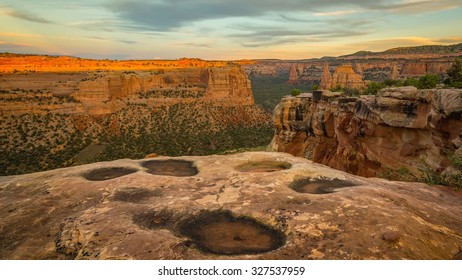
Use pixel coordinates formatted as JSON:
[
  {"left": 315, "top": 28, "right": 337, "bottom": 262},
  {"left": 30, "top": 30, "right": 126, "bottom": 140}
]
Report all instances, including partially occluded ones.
[{"left": 0, "top": 152, "right": 461, "bottom": 259}]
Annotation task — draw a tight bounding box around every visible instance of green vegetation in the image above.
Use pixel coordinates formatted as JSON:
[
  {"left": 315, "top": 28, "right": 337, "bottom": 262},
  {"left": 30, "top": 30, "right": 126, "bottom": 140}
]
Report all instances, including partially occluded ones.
[
  {"left": 362, "top": 74, "right": 442, "bottom": 95},
  {"left": 249, "top": 72, "right": 303, "bottom": 113},
  {"left": 417, "top": 74, "right": 439, "bottom": 89},
  {"left": 290, "top": 88, "right": 301, "bottom": 96},
  {"left": 445, "top": 58, "right": 462, "bottom": 88},
  {"left": 378, "top": 166, "right": 417, "bottom": 182},
  {"left": 419, "top": 153, "right": 462, "bottom": 190},
  {"left": 0, "top": 102, "right": 273, "bottom": 175},
  {"left": 363, "top": 82, "right": 386, "bottom": 95}
]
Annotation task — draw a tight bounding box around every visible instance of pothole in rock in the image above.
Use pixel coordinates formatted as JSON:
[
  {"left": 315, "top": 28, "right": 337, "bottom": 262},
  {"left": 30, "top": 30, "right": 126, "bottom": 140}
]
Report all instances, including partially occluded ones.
[
  {"left": 178, "top": 211, "right": 285, "bottom": 255},
  {"left": 112, "top": 187, "right": 162, "bottom": 203},
  {"left": 133, "top": 210, "right": 176, "bottom": 231},
  {"left": 82, "top": 167, "right": 138, "bottom": 181},
  {"left": 290, "top": 177, "right": 358, "bottom": 194},
  {"left": 141, "top": 160, "right": 198, "bottom": 177},
  {"left": 235, "top": 160, "right": 291, "bottom": 173}
]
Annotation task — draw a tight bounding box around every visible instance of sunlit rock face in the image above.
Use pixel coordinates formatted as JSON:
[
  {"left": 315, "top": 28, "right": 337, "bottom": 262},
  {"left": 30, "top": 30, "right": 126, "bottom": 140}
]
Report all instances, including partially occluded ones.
[
  {"left": 0, "top": 152, "right": 461, "bottom": 259},
  {"left": 270, "top": 87, "right": 462, "bottom": 178}
]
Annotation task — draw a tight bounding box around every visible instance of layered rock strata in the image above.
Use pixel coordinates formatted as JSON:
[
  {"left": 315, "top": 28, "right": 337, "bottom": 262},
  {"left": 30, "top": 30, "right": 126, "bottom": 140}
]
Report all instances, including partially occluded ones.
[
  {"left": 0, "top": 152, "right": 461, "bottom": 259},
  {"left": 287, "top": 61, "right": 455, "bottom": 85},
  {"left": 319, "top": 64, "right": 365, "bottom": 90},
  {"left": 0, "top": 65, "right": 253, "bottom": 116},
  {"left": 269, "top": 87, "right": 462, "bottom": 178}
]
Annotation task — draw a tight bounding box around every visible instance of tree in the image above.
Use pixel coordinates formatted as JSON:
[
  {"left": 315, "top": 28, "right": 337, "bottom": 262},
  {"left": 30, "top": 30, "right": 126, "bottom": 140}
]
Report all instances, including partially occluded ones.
[
  {"left": 445, "top": 59, "right": 462, "bottom": 88},
  {"left": 363, "top": 82, "right": 385, "bottom": 95},
  {"left": 418, "top": 74, "right": 439, "bottom": 89},
  {"left": 404, "top": 78, "right": 420, "bottom": 87},
  {"left": 290, "top": 88, "right": 301, "bottom": 96}
]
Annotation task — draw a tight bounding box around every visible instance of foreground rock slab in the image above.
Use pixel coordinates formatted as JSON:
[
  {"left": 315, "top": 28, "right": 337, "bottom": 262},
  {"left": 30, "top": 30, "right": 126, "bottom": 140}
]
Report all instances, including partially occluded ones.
[{"left": 0, "top": 152, "right": 461, "bottom": 259}]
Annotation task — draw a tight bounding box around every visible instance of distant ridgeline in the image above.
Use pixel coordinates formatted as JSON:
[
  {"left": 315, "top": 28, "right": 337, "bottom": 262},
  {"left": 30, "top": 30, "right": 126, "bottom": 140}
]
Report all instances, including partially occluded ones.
[
  {"left": 240, "top": 43, "right": 462, "bottom": 106},
  {"left": 0, "top": 55, "right": 272, "bottom": 175}
]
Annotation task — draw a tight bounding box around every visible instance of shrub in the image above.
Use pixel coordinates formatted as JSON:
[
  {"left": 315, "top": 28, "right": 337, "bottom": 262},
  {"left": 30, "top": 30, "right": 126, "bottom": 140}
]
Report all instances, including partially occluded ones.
[
  {"left": 363, "top": 82, "right": 386, "bottom": 95},
  {"left": 445, "top": 58, "right": 462, "bottom": 88},
  {"left": 417, "top": 74, "right": 439, "bottom": 89},
  {"left": 290, "top": 88, "right": 301, "bottom": 96},
  {"left": 330, "top": 84, "right": 343, "bottom": 92}
]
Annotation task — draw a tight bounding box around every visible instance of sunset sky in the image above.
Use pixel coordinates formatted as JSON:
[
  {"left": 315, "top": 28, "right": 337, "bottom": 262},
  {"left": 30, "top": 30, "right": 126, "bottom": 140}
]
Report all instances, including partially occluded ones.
[{"left": 1, "top": 0, "right": 462, "bottom": 60}]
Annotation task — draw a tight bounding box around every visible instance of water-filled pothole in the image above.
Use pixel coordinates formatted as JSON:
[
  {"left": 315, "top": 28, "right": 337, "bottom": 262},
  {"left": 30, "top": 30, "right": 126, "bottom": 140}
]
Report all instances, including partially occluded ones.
[
  {"left": 82, "top": 167, "right": 138, "bottom": 181},
  {"left": 235, "top": 160, "right": 291, "bottom": 172},
  {"left": 112, "top": 187, "right": 162, "bottom": 203},
  {"left": 178, "top": 211, "right": 285, "bottom": 255},
  {"left": 290, "top": 177, "right": 358, "bottom": 194},
  {"left": 142, "top": 160, "right": 198, "bottom": 176}
]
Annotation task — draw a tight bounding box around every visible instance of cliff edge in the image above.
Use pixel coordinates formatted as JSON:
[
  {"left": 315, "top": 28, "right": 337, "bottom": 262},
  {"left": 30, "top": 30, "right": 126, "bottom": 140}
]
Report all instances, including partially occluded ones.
[{"left": 269, "top": 87, "right": 462, "bottom": 182}]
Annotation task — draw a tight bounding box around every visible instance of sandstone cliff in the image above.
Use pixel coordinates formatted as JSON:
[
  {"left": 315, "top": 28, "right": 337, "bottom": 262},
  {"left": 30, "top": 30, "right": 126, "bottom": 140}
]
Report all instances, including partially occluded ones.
[
  {"left": 287, "top": 61, "right": 455, "bottom": 86},
  {"left": 319, "top": 64, "right": 332, "bottom": 90},
  {"left": 0, "top": 65, "right": 254, "bottom": 116},
  {"left": 323, "top": 64, "right": 365, "bottom": 90},
  {"left": 270, "top": 87, "right": 462, "bottom": 181},
  {"left": 1, "top": 152, "right": 461, "bottom": 259},
  {"left": 0, "top": 59, "right": 271, "bottom": 175}
]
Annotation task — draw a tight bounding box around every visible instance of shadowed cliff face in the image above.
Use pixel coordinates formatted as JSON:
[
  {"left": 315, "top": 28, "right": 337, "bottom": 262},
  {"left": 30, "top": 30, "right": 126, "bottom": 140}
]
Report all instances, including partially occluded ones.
[
  {"left": 0, "top": 152, "right": 461, "bottom": 260},
  {"left": 269, "top": 87, "right": 462, "bottom": 180}
]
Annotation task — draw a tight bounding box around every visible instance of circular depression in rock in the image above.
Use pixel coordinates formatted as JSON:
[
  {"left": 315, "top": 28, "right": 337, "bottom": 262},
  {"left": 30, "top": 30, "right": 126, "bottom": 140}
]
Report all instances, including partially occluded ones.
[
  {"left": 179, "top": 211, "right": 285, "bottom": 255},
  {"left": 235, "top": 160, "right": 291, "bottom": 173},
  {"left": 82, "top": 167, "right": 138, "bottom": 181},
  {"left": 133, "top": 210, "right": 175, "bottom": 231},
  {"left": 290, "top": 177, "right": 358, "bottom": 194},
  {"left": 141, "top": 159, "right": 198, "bottom": 177},
  {"left": 112, "top": 187, "right": 162, "bottom": 203}
]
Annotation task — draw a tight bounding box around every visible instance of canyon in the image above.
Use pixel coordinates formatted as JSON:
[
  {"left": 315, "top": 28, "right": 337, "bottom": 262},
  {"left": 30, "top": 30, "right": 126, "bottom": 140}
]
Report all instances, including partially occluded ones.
[
  {"left": 0, "top": 55, "right": 271, "bottom": 175},
  {"left": 1, "top": 44, "right": 462, "bottom": 260}
]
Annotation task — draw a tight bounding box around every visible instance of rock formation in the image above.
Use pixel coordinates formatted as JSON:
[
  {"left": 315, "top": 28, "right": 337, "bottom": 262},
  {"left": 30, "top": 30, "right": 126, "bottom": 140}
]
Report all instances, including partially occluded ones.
[
  {"left": 389, "top": 63, "right": 400, "bottom": 80},
  {"left": 330, "top": 65, "right": 365, "bottom": 90},
  {"left": 0, "top": 65, "right": 254, "bottom": 116},
  {"left": 288, "top": 64, "right": 299, "bottom": 84},
  {"left": 319, "top": 64, "right": 332, "bottom": 90},
  {"left": 258, "top": 60, "right": 455, "bottom": 87},
  {"left": 269, "top": 86, "right": 462, "bottom": 180},
  {"left": 0, "top": 152, "right": 461, "bottom": 259}
]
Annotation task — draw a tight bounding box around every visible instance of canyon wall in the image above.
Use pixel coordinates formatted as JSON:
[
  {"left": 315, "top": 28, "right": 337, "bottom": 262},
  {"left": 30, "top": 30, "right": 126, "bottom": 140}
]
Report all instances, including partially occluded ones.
[
  {"left": 288, "top": 61, "right": 455, "bottom": 86},
  {"left": 0, "top": 65, "right": 254, "bottom": 116},
  {"left": 269, "top": 87, "right": 462, "bottom": 180}
]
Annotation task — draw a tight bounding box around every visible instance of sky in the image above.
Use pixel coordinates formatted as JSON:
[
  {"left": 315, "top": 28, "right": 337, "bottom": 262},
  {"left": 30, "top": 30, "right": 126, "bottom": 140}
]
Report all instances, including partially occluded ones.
[{"left": 0, "top": 0, "right": 462, "bottom": 60}]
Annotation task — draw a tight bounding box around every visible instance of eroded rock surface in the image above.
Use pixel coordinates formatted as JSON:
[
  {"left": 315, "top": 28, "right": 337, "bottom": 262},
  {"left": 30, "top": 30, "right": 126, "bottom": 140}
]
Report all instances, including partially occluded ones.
[
  {"left": 0, "top": 152, "right": 461, "bottom": 259},
  {"left": 269, "top": 87, "right": 462, "bottom": 178}
]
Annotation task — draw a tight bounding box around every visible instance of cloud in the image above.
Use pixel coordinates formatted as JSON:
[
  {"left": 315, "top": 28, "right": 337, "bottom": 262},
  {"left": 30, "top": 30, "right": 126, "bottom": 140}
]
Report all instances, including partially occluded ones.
[
  {"left": 0, "top": 32, "right": 43, "bottom": 38},
  {"left": 370, "top": 0, "right": 462, "bottom": 14},
  {"left": 0, "top": 42, "right": 47, "bottom": 54},
  {"left": 173, "top": 42, "right": 214, "bottom": 48},
  {"left": 228, "top": 16, "right": 373, "bottom": 48},
  {"left": 107, "top": 0, "right": 462, "bottom": 32},
  {"left": 314, "top": 10, "right": 360, "bottom": 16},
  {"left": 5, "top": 9, "right": 54, "bottom": 24}
]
